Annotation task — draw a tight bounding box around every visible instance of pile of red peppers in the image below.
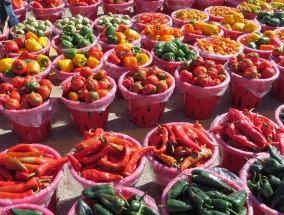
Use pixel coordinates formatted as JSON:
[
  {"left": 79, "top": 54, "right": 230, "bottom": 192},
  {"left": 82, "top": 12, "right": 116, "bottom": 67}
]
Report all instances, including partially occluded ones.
[
  {"left": 31, "top": 0, "right": 64, "bottom": 8},
  {"left": 0, "top": 144, "right": 68, "bottom": 199},
  {"left": 69, "top": 128, "right": 153, "bottom": 182},
  {"left": 210, "top": 108, "right": 284, "bottom": 154},
  {"left": 147, "top": 123, "right": 215, "bottom": 171}
]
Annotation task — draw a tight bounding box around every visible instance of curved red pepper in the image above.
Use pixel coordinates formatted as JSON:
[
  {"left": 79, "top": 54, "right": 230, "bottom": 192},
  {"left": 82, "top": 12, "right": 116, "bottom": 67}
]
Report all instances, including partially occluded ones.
[
  {"left": 81, "top": 169, "right": 123, "bottom": 182},
  {"left": 67, "top": 154, "right": 82, "bottom": 172},
  {"left": 153, "top": 127, "right": 168, "bottom": 154},
  {"left": 0, "top": 190, "right": 33, "bottom": 199},
  {"left": 8, "top": 144, "right": 39, "bottom": 153},
  {"left": 0, "top": 154, "right": 28, "bottom": 173}
]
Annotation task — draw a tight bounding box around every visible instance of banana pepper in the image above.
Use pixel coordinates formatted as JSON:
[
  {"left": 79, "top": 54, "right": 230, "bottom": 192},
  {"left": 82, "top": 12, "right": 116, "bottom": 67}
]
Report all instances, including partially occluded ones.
[
  {"left": 37, "top": 54, "right": 50, "bottom": 67},
  {"left": 135, "top": 53, "right": 149, "bottom": 66},
  {"left": 72, "top": 54, "right": 87, "bottom": 67},
  {"left": 202, "top": 23, "right": 219, "bottom": 36},
  {"left": 38, "top": 37, "right": 48, "bottom": 48},
  {"left": 87, "top": 57, "right": 100, "bottom": 69},
  {"left": 25, "top": 38, "right": 43, "bottom": 52},
  {"left": 0, "top": 58, "right": 14, "bottom": 73},
  {"left": 57, "top": 59, "right": 74, "bottom": 73}
]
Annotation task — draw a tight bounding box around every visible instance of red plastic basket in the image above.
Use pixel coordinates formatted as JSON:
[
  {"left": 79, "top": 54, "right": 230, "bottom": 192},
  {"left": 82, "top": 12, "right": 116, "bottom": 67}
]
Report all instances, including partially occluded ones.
[
  {"left": 224, "top": 60, "right": 279, "bottom": 110},
  {"left": 134, "top": 0, "right": 164, "bottom": 14},
  {"left": 0, "top": 99, "right": 56, "bottom": 143},
  {"left": 161, "top": 168, "right": 254, "bottom": 215},
  {"left": 13, "top": 2, "right": 28, "bottom": 23},
  {"left": 0, "top": 204, "right": 54, "bottom": 215},
  {"left": 196, "top": 0, "right": 224, "bottom": 10},
  {"left": 52, "top": 55, "right": 103, "bottom": 81},
  {"left": 60, "top": 76, "right": 116, "bottom": 133},
  {"left": 174, "top": 67, "right": 230, "bottom": 120},
  {"left": 29, "top": 3, "right": 65, "bottom": 23},
  {"left": 271, "top": 57, "right": 284, "bottom": 101},
  {"left": 164, "top": 0, "right": 196, "bottom": 15},
  {"left": 118, "top": 71, "right": 175, "bottom": 128},
  {"left": 211, "top": 113, "right": 279, "bottom": 174},
  {"left": 240, "top": 153, "right": 283, "bottom": 215},
  {"left": 275, "top": 104, "right": 284, "bottom": 128},
  {"left": 171, "top": 9, "right": 209, "bottom": 28},
  {"left": 67, "top": 1, "right": 100, "bottom": 20},
  {"left": 143, "top": 122, "right": 219, "bottom": 185},
  {"left": 102, "top": 0, "right": 134, "bottom": 15}
]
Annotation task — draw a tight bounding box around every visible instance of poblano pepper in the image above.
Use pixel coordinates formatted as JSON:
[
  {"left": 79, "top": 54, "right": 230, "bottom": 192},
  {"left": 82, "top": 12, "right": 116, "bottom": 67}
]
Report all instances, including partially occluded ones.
[
  {"left": 93, "top": 203, "right": 113, "bottom": 215},
  {"left": 98, "top": 193, "right": 125, "bottom": 214},
  {"left": 226, "top": 190, "right": 247, "bottom": 213},
  {"left": 271, "top": 181, "right": 284, "bottom": 212},
  {"left": 77, "top": 199, "right": 93, "bottom": 215},
  {"left": 268, "top": 145, "right": 284, "bottom": 165},
  {"left": 167, "top": 199, "right": 194, "bottom": 212},
  {"left": 10, "top": 208, "right": 43, "bottom": 215},
  {"left": 188, "top": 187, "right": 211, "bottom": 210},
  {"left": 167, "top": 179, "right": 189, "bottom": 200},
  {"left": 257, "top": 176, "right": 273, "bottom": 202},
  {"left": 268, "top": 175, "right": 281, "bottom": 190}
]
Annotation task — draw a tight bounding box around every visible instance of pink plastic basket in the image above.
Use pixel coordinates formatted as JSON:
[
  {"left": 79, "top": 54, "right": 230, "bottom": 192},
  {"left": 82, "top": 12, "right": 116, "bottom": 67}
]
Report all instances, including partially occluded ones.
[
  {"left": 224, "top": 60, "right": 279, "bottom": 110},
  {"left": 221, "top": 20, "right": 261, "bottom": 40},
  {"left": 164, "top": 0, "right": 196, "bottom": 15},
  {"left": 52, "top": 55, "right": 103, "bottom": 81},
  {"left": 4, "top": 38, "right": 51, "bottom": 58},
  {"left": 67, "top": 186, "right": 159, "bottom": 215},
  {"left": 205, "top": 6, "right": 240, "bottom": 22},
  {"left": 10, "top": 24, "right": 54, "bottom": 38},
  {"left": 237, "top": 34, "right": 283, "bottom": 60},
  {"left": 97, "top": 33, "right": 141, "bottom": 53},
  {"left": 60, "top": 76, "right": 116, "bottom": 133},
  {"left": 0, "top": 28, "right": 10, "bottom": 42},
  {"left": 151, "top": 44, "right": 199, "bottom": 76},
  {"left": 102, "top": 0, "right": 134, "bottom": 15},
  {"left": 0, "top": 204, "right": 54, "bottom": 215},
  {"left": 271, "top": 56, "right": 284, "bottom": 101},
  {"left": 67, "top": 2, "right": 100, "bottom": 20},
  {"left": 225, "top": 0, "right": 243, "bottom": 7},
  {"left": 134, "top": 0, "right": 164, "bottom": 14},
  {"left": 161, "top": 168, "right": 254, "bottom": 215},
  {"left": 0, "top": 144, "right": 63, "bottom": 207},
  {"left": 174, "top": 68, "right": 230, "bottom": 120},
  {"left": 196, "top": 0, "right": 224, "bottom": 10},
  {"left": 211, "top": 112, "right": 279, "bottom": 174},
  {"left": 275, "top": 104, "right": 284, "bottom": 128},
  {"left": 171, "top": 9, "right": 209, "bottom": 28},
  {"left": 94, "top": 15, "right": 133, "bottom": 33},
  {"left": 141, "top": 33, "right": 159, "bottom": 51},
  {"left": 240, "top": 153, "right": 284, "bottom": 215},
  {"left": 29, "top": 3, "right": 65, "bottom": 22},
  {"left": 0, "top": 99, "right": 56, "bottom": 143},
  {"left": 51, "top": 35, "right": 97, "bottom": 55},
  {"left": 143, "top": 122, "right": 219, "bottom": 185},
  {"left": 68, "top": 132, "right": 145, "bottom": 188},
  {"left": 13, "top": 2, "right": 28, "bottom": 23},
  {"left": 118, "top": 70, "right": 175, "bottom": 128},
  {"left": 132, "top": 13, "right": 172, "bottom": 32}
]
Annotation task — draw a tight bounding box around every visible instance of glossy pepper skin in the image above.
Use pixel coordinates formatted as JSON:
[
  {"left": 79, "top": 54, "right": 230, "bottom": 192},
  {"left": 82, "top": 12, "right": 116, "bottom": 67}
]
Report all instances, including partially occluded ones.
[
  {"left": 10, "top": 208, "right": 43, "bottom": 215},
  {"left": 77, "top": 199, "right": 93, "bottom": 215},
  {"left": 167, "top": 199, "right": 194, "bottom": 212},
  {"left": 167, "top": 179, "right": 189, "bottom": 200},
  {"left": 72, "top": 54, "right": 87, "bottom": 67},
  {"left": 37, "top": 54, "right": 49, "bottom": 67},
  {"left": 187, "top": 187, "right": 211, "bottom": 210},
  {"left": 226, "top": 190, "right": 247, "bottom": 213},
  {"left": 271, "top": 182, "right": 284, "bottom": 212}
]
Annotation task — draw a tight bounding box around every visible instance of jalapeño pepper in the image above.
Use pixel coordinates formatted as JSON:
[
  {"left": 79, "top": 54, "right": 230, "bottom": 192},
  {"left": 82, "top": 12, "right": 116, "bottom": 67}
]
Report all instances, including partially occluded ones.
[
  {"left": 271, "top": 181, "right": 284, "bottom": 211},
  {"left": 98, "top": 193, "right": 125, "bottom": 214},
  {"left": 77, "top": 199, "right": 93, "bottom": 215},
  {"left": 226, "top": 190, "right": 247, "bottom": 213},
  {"left": 166, "top": 199, "right": 194, "bottom": 212},
  {"left": 200, "top": 210, "right": 228, "bottom": 215},
  {"left": 93, "top": 203, "right": 113, "bottom": 215},
  {"left": 205, "top": 191, "right": 228, "bottom": 200},
  {"left": 141, "top": 205, "right": 159, "bottom": 215},
  {"left": 211, "top": 199, "right": 232, "bottom": 212},
  {"left": 167, "top": 179, "right": 189, "bottom": 200},
  {"left": 187, "top": 187, "right": 211, "bottom": 210},
  {"left": 268, "top": 145, "right": 284, "bottom": 165}
]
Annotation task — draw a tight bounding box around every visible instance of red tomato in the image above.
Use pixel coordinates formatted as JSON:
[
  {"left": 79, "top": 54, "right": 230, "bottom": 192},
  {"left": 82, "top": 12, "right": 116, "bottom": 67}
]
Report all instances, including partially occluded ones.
[
  {"left": 68, "top": 92, "right": 79, "bottom": 101},
  {"left": 0, "top": 83, "right": 14, "bottom": 94},
  {"left": 262, "top": 67, "right": 276, "bottom": 79},
  {"left": 71, "top": 76, "right": 86, "bottom": 91},
  {"left": 198, "top": 75, "right": 212, "bottom": 87},
  {"left": 94, "top": 70, "right": 107, "bottom": 81},
  {"left": 77, "top": 89, "right": 88, "bottom": 101},
  {"left": 258, "top": 60, "right": 272, "bottom": 71},
  {"left": 133, "top": 70, "right": 147, "bottom": 81},
  {"left": 130, "top": 83, "right": 143, "bottom": 93},
  {"left": 246, "top": 52, "right": 259, "bottom": 63},
  {"left": 228, "top": 57, "right": 238, "bottom": 67},
  {"left": 98, "top": 80, "right": 109, "bottom": 90},
  {"left": 192, "top": 66, "right": 207, "bottom": 77},
  {"left": 39, "top": 79, "right": 53, "bottom": 90},
  {"left": 203, "top": 60, "right": 216, "bottom": 70},
  {"left": 207, "top": 67, "right": 218, "bottom": 79},
  {"left": 62, "top": 81, "right": 72, "bottom": 97},
  {"left": 129, "top": 66, "right": 141, "bottom": 75},
  {"left": 155, "top": 81, "right": 168, "bottom": 93},
  {"left": 36, "top": 86, "right": 51, "bottom": 101},
  {"left": 14, "top": 37, "right": 26, "bottom": 48},
  {"left": 142, "top": 75, "right": 159, "bottom": 86},
  {"left": 122, "top": 77, "right": 135, "bottom": 89},
  {"left": 24, "top": 75, "right": 37, "bottom": 85},
  {"left": 239, "top": 59, "right": 254, "bottom": 71},
  {"left": 98, "top": 89, "right": 109, "bottom": 98},
  {"left": 86, "top": 78, "right": 100, "bottom": 91},
  {"left": 9, "top": 91, "right": 21, "bottom": 102},
  {"left": 84, "top": 91, "right": 99, "bottom": 102},
  {"left": 0, "top": 94, "right": 10, "bottom": 105},
  {"left": 237, "top": 53, "right": 246, "bottom": 61},
  {"left": 215, "top": 64, "right": 225, "bottom": 75},
  {"left": 179, "top": 70, "right": 193, "bottom": 82},
  {"left": 28, "top": 92, "right": 43, "bottom": 107},
  {"left": 4, "top": 98, "right": 20, "bottom": 110},
  {"left": 243, "top": 66, "right": 258, "bottom": 79},
  {"left": 190, "top": 77, "right": 198, "bottom": 85},
  {"left": 78, "top": 67, "right": 93, "bottom": 78},
  {"left": 11, "top": 76, "right": 24, "bottom": 89},
  {"left": 190, "top": 56, "right": 205, "bottom": 69},
  {"left": 141, "top": 84, "right": 156, "bottom": 95}
]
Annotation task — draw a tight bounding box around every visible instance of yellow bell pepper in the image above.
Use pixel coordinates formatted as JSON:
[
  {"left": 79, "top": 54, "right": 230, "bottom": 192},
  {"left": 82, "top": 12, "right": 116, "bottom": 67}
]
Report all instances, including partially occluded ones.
[
  {"left": 232, "top": 22, "right": 245, "bottom": 31},
  {"left": 135, "top": 53, "right": 149, "bottom": 66},
  {"left": 25, "top": 38, "right": 43, "bottom": 52},
  {"left": 87, "top": 57, "right": 100, "bottom": 69},
  {"left": 57, "top": 59, "right": 74, "bottom": 73},
  {"left": 124, "top": 29, "right": 140, "bottom": 40},
  {"left": 202, "top": 24, "right": 219, "bottom": 36},
  {"left": 72, "top": 54, "right": 87, "bottom": 67},
  {"left": 223, "top": 15, "right": 235, "bottom": 25},
  {"left": 246, "top": 32, "right": 261, "bottom": 43},
  {"left": 0, "top": 58, "right": 14, "bottom": 73},
  {"left": 243, "top": 21, "right": 258, "bottom": 32},
  {"left": 38, "top": 37, "right": 48, "bottom": 48},
  {"left": 27, "top": 61, "right": 41, "bottom": 75},
  {"left": 37, "top": 54, "right": 50, "bottom": 67}
]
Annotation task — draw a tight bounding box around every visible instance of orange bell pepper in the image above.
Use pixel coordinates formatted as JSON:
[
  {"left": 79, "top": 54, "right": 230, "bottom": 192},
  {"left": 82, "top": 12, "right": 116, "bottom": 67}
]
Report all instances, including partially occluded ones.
[
  {"left": 25, "top": 32, "right": 38, "bottom": 41},
  {"left": 123, "top": 57, "right": 137, "bottom": 68}
]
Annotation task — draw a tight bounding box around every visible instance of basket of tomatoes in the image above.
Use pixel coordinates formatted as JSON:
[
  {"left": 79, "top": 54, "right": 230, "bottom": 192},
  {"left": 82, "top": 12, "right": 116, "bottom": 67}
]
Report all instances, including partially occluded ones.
[
  {"left": 171, "top": 9, "right": 209, "bottom": 28},
  {"left": 205, "top": 6, "right": 241, "bottom": 22},
  {"left": 52, "top": 47, "right": 103, "bottom": 81},
  {"left": 67, "top": 0, "right": 100, "bottom": 20},
  {"left": 0, "top": 52, "right": 51, "bottom": 83},
  {"left": 132, "top": 13, "right": 172, "bottom": 32},
  {"left": 102, "top": 0, "right": 134, "bottom": 15},
  {"left": 164, "top": 0, "right": 195, "bottom": 15},
  {"left": 271, "top": 47, "right": 284, "bottom": 101},
  {"left": 98, "top": 25, "right": 141, "bottom": 53},
  {"left": 12, "top": 0, "right": 28, "bottom": 22},
  {"left": 118, "top": 66, "right": 175, "bottom": 128},
  {"left": 0, "top": 77, "right": 56, "bottom": 143},
  {"left": 29, "top": 0, "right": 65, "bottom": 22},
  {"left": 134, "top": 0, "right": 164, "bottom": 14},
  {"left": 0, "top": 204, "right": 54, "bottom": 215},
  {"left": 60, "top": 70, "right": 116, "bottom": 133},
  {"left": 226, "top": 52, "right": 279, "bottom": 110},
  {"left": 141, "top": 25, "right": 183, "bottom": 51},
  {"left": 175, "top": 57, "right": 230, "bottom": 120}
]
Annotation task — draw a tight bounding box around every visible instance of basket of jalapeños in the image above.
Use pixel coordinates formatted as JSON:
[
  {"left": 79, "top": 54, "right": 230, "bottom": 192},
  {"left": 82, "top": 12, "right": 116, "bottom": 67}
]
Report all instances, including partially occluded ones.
[
  {"left": 0, "top": 204, "right": 54, "bottom": 215},
  {"left": 210, "top": 108, "right": 283, "bottom": 175},
  {"left": 51, "top": 25, "right": 96, "bottom": 55},
  {"left": 0, "top": 144, "right": 65, "bottom": 208},
  {"left": 161, "top": 168, "right": 253, "bottom": 215},
  {"left": 143, "top": 122, "right": 219, "bottom": 186},
  {"left": 67, "top": 129, "right": 148, "bottom": 188},
  {"left": 67, "top": 184, "right": 159, "bottom": 215},
  {"left": 275, "top": 104, "right": 284, "bottom": 128},
  {"left": 151, "top": 39, "right": 199, "bottom": 76},
  {"left": 240, "top": 146, "right": 284, "bottom": 214}
]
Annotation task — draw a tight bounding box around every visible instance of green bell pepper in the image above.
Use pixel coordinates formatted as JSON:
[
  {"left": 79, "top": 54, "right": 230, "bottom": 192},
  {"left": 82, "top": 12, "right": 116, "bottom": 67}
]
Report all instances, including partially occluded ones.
[
  {"left": 36, "top": 29, "right": 45, "bottom": 37},
  {"left": 261, "top": 15, "right": 271, "bottom": 24},
  {"left": 247, "top": 42, "right": 258, "bottom": 49},
  {"left": 77, "top": 199, "right": 93, "bottom": 215},
  {"left": 80, "top": 26, "right": 92, "bottom": 36},
  {"left": 185, "top": 50, "right": 196, "bottom": 60},
  {"left": 154, "top": 49, "right": 164, "bottom": 58},
  {"left": 85, "top": 33, "right": 94, "bottom": 43},
  {"left": 179, "top": 44, "right": 190, "bottom": 55},
  {"left": 59, "top": 34, "right": 73, "bottom": 42},
  {"left": 176, "top": 49, "right": 185, "bottom": 58},
  {"left": 107, "top": 35, "right": 118, "bottom": 45},
  {"left": 162, "top": 42, "right": 178, "bottom": 54},
  {"left": 274, "top": 12, "right": 284, "bottom": 20},
  {"left": 63, "top": 48, "right": 78, "bottom": 59},
  {"left": 154, "top": 41, "right": 165, "bottom": 51},
  {"left": 63, "top": 25, "right": 76, "bottom": 36},
  {"left": 4, "top": 69, "right": 18, "bottom": 78},
  {"left": 10, "top": 208, "right": 43, "bottom": 215},
  {"left": 105, "top": 25, "right": 116, "bottom": 37},
  {"left": 81, "top": 50, "right": 88, "bottom": 57},
  {"left": 167, "top": 199, "right": 194, "bottom": 212},
  {"left": 257, "top": 11, "right": 271, "bottom": 20},
  {"left": 77, "top": 39, "right": 91, "bottom": 48},
  {"left": 131, "top": 46, "right": 141, "bottom": 55},
  {"left": 268, "top": 17, "right": 280, "bottom": 27},
  {"left": 72, "top": 33, "right": 84, "bottom": 46},
  {"left": 59, "top": 40, "right": 73, "bottom": 49},
  {"left": 162, "top": 52, "right": 175, "bottom": 61}
]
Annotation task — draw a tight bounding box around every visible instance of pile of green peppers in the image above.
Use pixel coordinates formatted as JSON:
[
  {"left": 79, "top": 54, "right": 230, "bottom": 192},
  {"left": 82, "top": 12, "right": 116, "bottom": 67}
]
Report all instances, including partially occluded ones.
[
  {"left": 247, "top": 145, "right": 284, "bottom": 213},
  {"left": 154, "top": 39, "right": 197, "bottom": 62},
  {"left": 279, "top": 110, "right": 284, "bottom": 126},
  {"left": 58, "top": 25, "right": 95, "bottom": 49},
  {"left": 77, "top": 184, "right": 159, "bottom": 215},
  {"left": 166, "top": 170, "right": 247, "bottom": 215},
  {"left": 257, "top": 11, "right": 284, "bottom": 27},
  {"left": 9, "top": 208, "right": 43, "bottom": 215}
]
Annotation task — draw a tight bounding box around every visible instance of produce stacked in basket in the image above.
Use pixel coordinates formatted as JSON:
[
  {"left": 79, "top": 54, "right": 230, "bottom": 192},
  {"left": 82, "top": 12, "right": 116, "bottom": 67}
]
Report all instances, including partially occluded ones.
[
  {"left": 11, "top": 0, "right": 25, "bottom": 10},
  {"left": 205, "top": 6, "right": 241, "bottom": 22},
  {"left": 143, "top": 25, "right": 183, "bottom": 42},
  {"left": 95, "top": 12, "right": 132, "bottom": 31},
  {"left": 182, "top": 21, "right": 221, "bottom": 37},
  {"left": 54, "top": 15, "right": 93, "bottom": 33},
  {"left": 8, "top": 207, "right": 50, "bottom": 215},
  {"left": 67, "top": 0, "right": 99, "bottom": 6},
  {"left": 30, "top": 0, "right": 64, "bottom": 8},
  {"left": 0, "top": 76, "right": 52, "bottom": 110},
  {"left": 257, "top": 10, "right": 284, "bottom": 28},
  {"left": 133, "top": 13, "right": 172, "bottom": 31},
  {"left": 172, "top": 9, "right": 209, "bottom": 28}
]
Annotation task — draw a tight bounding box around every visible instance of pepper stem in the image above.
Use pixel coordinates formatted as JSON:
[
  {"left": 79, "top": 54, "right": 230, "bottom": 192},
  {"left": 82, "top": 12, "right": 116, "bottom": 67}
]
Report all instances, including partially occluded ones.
[
  {"left": 118, "top": 193, "right": 129, "bottom": 207},
  {"left": 227, "top": 208, "right": 240, "bottom": 215}
]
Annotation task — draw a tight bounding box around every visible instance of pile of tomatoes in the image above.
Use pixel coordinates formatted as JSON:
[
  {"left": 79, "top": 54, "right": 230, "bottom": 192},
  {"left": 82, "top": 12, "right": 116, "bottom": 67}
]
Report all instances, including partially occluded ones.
[
  {"left": 68, "top": 0, "right": 99, "bottom": 6},
  {"left": 31, "top": 0, "right": 64, "bottom": 8}
]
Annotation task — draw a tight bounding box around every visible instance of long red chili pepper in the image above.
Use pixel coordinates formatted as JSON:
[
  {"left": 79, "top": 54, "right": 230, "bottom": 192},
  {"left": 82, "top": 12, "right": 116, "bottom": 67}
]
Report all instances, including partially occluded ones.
[
  {"left": 83, "top": 128, "right": 104, "bottom": 140},
  {"left": 79, "top": 145, "right": 111, "bottom": 165},
  {"left": 209, "top": 125, "right": 226, "bottom": 133},
  {"left": 67, "top": 154, "right": 82, "bottom": 172},
  {"left": 15, "top": 171, "right": 33, "bottom": 180},
  {"left": 276, "top": 132, "right": 284, "bottom": 155},
  {"left": 18, "top": 157, "right": 54, "bottom": 165},
  {"left": 0, "top": 181, "right": 20, "bottom": 187},
  {"left": 24, "top": 163, "right": 39, "bottom": 173},
  {"left": 161, "top": 124, "right": 177, "bottom": 151},
  {"left": 183, "top": 126, "right": 198, "bottom": 140},
  {"left": 7, "top": 151, "right": 45, "bottom": 158},
  {"left": 0, "top": 177, "right": 40, "bottom": 193},
  {"left": 122, "top": 146, "right": 154, "bottom": 176},
  {"left": 74, "top": 139, "right": 103, "bottom": 158},
  {"left": 81, "top": 169, "right": 123, "bottom": 182},
  {"left": 75, "top": 137, "right": 100, "bottom": 150},
  {"left": 0, "top": 190, "right": 33, "bottom": 199},
  {"left": 0, "top": 154, "right": 28, "bottom": 173},
  {"left": 0, "top": 166, "right": 13, "bottom": 180},
  {"left": 187, "top": 126, "right": 216, "bottom": 146},
  {"left": 103, "top": 136, "right": 139, "bottom": 149},
  {"left": 172, "top": 146, "right": 192, "bottom": 156},
  {"left": 153, "top": 127, "right": 168, "bottom": 154},
  {"left": 7, "top": 144, "right": 39, "bottom": 153},
  {"left": 172, "top": 124, "right": 202, "bottom": 152}
]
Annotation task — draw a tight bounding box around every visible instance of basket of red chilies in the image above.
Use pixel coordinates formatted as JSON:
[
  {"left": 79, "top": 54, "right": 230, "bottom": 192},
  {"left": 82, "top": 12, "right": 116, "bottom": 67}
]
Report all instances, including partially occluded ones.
[
  {"left": 143, "top": 122, "right": 219, "bottom": 185},
  {"left": 67, "top": 128, "right": 151, "bottom": 188},
  {"left": 210, "top": 108, "right": 284, "bottom": 175},
  {"left": 0, "top": 143, "right": 66, "bottom": 207}
]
